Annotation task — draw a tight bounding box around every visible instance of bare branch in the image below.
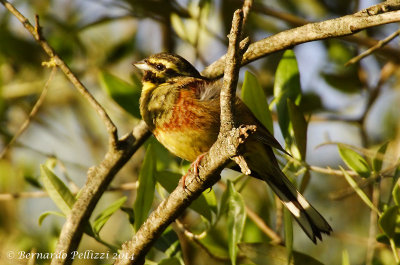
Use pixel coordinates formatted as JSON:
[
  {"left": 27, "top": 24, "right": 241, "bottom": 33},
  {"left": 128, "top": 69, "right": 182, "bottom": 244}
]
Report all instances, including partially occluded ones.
[
  {"left": 202, "top": 6, "right": 400, "bottom": 79},
  {"left": 0, "top": 0, "right": 119, "bottom": 146},
  {"left": 345, "top": 28, "right": 400, "bottom": 66},
  {"left": 0, "top": 67, "right": 57, "bottom": 159}
]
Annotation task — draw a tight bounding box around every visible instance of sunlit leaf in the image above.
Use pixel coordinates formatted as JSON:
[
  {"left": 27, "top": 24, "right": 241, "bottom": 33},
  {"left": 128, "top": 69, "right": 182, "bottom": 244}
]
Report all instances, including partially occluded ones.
[
  {"left": 38, "top": 211, "right": 65, "bottom": 226},
  {"left": 134, "top": 144, "right": 156, "bottom": 231},
  {"left": 40, "top": 164, "right": 76, "bottom": 215},
  {"left": 158, "top": 257, "right": 181, "bottom": 265},
  {"left": 338, "top": 144, "right": 371, "bottom": 178},
  {"left": 241, "top": 71, "right": 273, "bottom": 134},
  {"left": 93, "top": 197, "right": 127, "bottom": 235},
  {"left": 274, "top": 49, "right": 302, "bottom": 142},
  {"left": 342, "top": 249, "right": 350, "bottom": 265},
  {"left": 99, "top": 71, "right": 141, "bottom": 118}
]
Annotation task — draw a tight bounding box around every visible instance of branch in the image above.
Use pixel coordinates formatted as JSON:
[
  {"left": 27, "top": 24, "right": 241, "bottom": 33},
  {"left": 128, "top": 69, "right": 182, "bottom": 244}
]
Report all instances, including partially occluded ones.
[
  {"left": 345, "top": 27, "right": 400, "bottom": 66},
  {"left": 115, "top": 6, "right": 252, "bottom": 265},
  {"left": 52, "top": 121, "right": 150, "bottom": 265},
  {"left": 0, "top": 66, "right": 57, "bottom": 159},
  {"left": 0, "top": 0, "right": 119, "bottom": 146},
  {"left": 202, "top": 2, "right": 400, "bottom": 79}
]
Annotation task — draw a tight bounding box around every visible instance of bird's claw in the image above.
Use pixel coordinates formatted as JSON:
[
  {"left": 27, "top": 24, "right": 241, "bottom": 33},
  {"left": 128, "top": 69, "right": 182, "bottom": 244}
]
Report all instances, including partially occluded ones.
[{"left": 181, "top": 153, "right": 206, "bottom": 189}]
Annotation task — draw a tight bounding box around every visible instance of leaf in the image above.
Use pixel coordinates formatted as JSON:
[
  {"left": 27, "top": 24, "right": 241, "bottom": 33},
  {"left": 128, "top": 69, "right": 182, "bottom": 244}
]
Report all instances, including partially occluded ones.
[
  {"left": 223, "top": 181, "right": 246, "bottom": 265},
  {"left": 342, "top": 249, "right": 350, "bottom": 265},
  {"left": 93, "top": 197, "right": 127, "bottom": 235},
  {"left": 158, "top": 257, "right": 181, "bottom": 265},
  {"left": 156, "top": 171, "right": 216, "bottom": 222},
  {"left": 393, "top": 179, "right": 400, "bottom": 206},
  {"left": 379, "top": 206, "right": 400, "bottom": 238},
  {"left": 99, "top": 71, "right": 141, "bottom": 118},
  {"left": 373, "top": 141, "right": 389, "bottom": 172},
  {"left": 287, "top": 98, "right": 308, "bottom": 160},
  {"left": 40, "top": 164, "right": 76, "bottom": 215},
  {"left": 338, "top": 144, "right": 371, "bottom": 178},
  {"left": 340, "top": 166, "right": 379, "bottom": 214},
  {"left": 284, "top": 208, "right": 293, "bottom": 262},
  {"left": 38, "top": 211, "right": 65, "bottom": 226},
  {"left": 134, "top": 144, "right": 156, "bottom": 231},
  {"left": 239, "top": 242, "right": 324, "bottom": 265},
  {"left": 241, "top": 71, "right": 273, "bottom": 134},
  {"left": 273, "top": 49, "right": 302, "bottom": 142}
]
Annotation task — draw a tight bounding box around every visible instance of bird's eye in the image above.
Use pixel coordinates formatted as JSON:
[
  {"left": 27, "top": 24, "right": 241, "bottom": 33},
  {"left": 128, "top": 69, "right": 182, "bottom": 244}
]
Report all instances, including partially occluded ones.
[{"left": 156, "top": 64, "right": 165, "bottom": 70}]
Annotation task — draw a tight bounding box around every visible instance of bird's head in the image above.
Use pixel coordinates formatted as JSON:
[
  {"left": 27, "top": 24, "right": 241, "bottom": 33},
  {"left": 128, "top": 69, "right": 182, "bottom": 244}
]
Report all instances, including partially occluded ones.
[{"left": 134, "top": 53, "right": 202, "bottom": 87}]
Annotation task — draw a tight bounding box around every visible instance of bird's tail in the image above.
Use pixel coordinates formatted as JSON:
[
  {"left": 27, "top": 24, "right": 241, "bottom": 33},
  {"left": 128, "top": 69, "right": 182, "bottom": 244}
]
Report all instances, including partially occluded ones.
[{"left": 264, "top": 171, "right": 332, "bottom": 243}]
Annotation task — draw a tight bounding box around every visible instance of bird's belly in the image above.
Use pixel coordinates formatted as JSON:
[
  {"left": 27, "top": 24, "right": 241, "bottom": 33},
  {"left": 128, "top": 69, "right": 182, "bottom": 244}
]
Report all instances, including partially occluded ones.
[{"left": 154, "top": 128, "right": 216, "bottom": 162}]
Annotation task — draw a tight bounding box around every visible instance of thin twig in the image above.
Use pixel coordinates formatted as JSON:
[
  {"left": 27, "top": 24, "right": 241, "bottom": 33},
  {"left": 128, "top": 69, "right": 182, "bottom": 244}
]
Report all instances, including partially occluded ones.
[
  {"left": 0, "top": 66, "right": 57, "bottom": 159},
  {"left": 0, "top": 0, "right": 119, "bottom": 146},
  {"left": 345, "top": 28, "right": 400, "bottom": 66}
]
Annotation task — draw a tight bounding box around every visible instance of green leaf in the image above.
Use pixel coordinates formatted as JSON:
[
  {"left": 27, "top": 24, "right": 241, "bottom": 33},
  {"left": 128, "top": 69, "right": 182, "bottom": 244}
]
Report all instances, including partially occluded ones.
[
  {"left": 377, "top": 233, "right": 400, "bottom": 246},
  {"left": 38, "top": 211, "right": 65, "bottom": 226},
  {"left": 93, "top": 197, "right": 127, "bottom": 235},
  {"left": 158, "top": 257, "right": 181, "bottom": 265},
  {"left": 379, "top": 206, "right": 400, "bottom": 238},
  {"left": 340, "top": 167, "right": 379, "bottom": 214},
  {"left": 393, "top": 180, "right": 400, "bottom": 206},
  {"left": 99, "top": 71, "right": 141, "bottom": 118},
  {"left": 287, "top": 98, "right": 308, "bottom": 160},
  {"left": 134, "top": 144, "right": 156, "bottom": 231},
  {"left": 223, "top": 181, "right": 246, "bottom": 265},
  {"left": 40, "top": 164, "right": 76, "bottom": 215},
  {"left": 373, "top": 141, "right": 389, "bottom": 172},
  {"left": 156, "top": 171, "right": 216, "bottom": 222},
  {"left": 342, "top": 249, "right": 350, "bottom": 265},
  {"left": 338, "top": 144, "right": 371, "bottom": 178},
  {"left": 239, "top": 242, "right": 324, "bottom": 265},
  {"left": 273, "top": 49, "right": 302, "bottom": 142},
  {"left": 241, "top": 71, "right": 273, "bottom": 134},
  {"left": 284, "top": 208, "right": 293, "bottom": 262},
  {"left": 154, "top": 228, "right": 185, "bottom": 264}
]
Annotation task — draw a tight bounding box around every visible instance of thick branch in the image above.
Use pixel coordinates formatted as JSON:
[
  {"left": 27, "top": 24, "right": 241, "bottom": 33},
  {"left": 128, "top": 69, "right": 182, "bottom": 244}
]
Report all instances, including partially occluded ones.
[
  {"left": 52, "top": 121, "right": 150, "bottom": 265},
  {"left": 202, "top": 6, "right": 400, "bottom": 79},
  {"left": 115, "top": 126, "right": 256, "bottom": 265}
]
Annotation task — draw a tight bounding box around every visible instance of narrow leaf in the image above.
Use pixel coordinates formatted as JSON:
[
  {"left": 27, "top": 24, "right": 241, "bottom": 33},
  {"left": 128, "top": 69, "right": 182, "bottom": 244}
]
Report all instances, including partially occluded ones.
[
  {"left": 93, "top": 197, "right": 127, "bottom": 235},
  {"left": 284, "top": 208, "right": 293, "bottom": 262},
  {"left": 373, "top": 141, "right": 389, "bottom": 172},
  {"left": 38, "top": 211, "right": 65, "bottom": 226},
  {"left": 340, "top": 167, "right": 380, "bottom": 214},
  {"left": 225, "top": 181, "right": 246, "bottom": 265},
  {"left": 274, "top": 49, "right": 302, "bottom": 142},
  {"left": 287, "top": 98, "right": 308, "bottom": 160},
  {"left": 241, "top": 71, "right": 273, "bottom": 134},
  {"left": 40, "top": 164, "right": 76, "bottom": 215},
  {"left": 99, "top": 71, "right": 141, "bottom": 118},
  {"left": 338, "top": 144, "right": 371, "bottom": 178},
  {"left": 342, "top": 249, "right": 350, "bottom": 265},
  {"left": 134, "top": 144, "right": 156, "bottom": 231}
]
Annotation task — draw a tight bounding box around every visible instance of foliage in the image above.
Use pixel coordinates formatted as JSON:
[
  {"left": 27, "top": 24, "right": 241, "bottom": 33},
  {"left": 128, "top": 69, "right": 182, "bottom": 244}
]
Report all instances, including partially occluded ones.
[{"left": 0, "top": 1, "right": 399, "bottom": 265}]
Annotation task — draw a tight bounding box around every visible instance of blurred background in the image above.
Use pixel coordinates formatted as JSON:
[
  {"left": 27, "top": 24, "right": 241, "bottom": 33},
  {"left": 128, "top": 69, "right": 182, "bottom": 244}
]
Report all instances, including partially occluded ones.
[{"left": 0, "top": 0, "right": 399, "bottom": 264}]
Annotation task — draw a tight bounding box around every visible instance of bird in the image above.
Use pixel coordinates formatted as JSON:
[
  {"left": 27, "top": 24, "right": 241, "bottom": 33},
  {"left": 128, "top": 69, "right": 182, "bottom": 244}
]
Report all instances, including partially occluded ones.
[{"left": 134, "top": 52, "right": 332, "bottom": 243}]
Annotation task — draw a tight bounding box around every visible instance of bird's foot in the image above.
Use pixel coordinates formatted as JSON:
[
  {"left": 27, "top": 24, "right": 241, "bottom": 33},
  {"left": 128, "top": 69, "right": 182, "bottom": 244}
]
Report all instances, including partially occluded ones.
[{"left": 181, "top": 153, "right": 206, "bottom": 189}]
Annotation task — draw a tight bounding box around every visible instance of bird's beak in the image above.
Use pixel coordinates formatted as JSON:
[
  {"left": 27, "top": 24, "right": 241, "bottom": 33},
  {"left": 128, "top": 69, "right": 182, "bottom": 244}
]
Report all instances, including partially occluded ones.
[{"left": 133, "top": 60, "right": 152, "bottom": 71}]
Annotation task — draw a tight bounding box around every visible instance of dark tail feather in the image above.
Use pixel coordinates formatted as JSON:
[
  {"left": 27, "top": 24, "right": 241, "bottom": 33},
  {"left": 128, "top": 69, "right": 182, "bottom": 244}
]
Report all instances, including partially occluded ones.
[{"left": 263, "top": 172, "right": 332, "bottom": 243}]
